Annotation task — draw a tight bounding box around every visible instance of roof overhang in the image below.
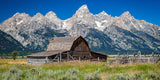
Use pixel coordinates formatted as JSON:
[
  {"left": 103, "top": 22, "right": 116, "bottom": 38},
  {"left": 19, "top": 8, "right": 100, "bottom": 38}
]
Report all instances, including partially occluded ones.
[{"left": 27, "top": 50, "right": 68, "bottom": 57}]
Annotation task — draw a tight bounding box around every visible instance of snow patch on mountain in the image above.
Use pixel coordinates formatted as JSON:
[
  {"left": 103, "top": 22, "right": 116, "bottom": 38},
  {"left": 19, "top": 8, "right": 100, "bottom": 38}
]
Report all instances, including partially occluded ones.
[
  {"left": 102, "top": 20, "right": 108, "bottom": 23},
  {"left": 95, "top": 21, "right": 106, "bottom": 31},
  {"left": 17, "top": 20, "right": 23, "bottom": 25},
  {"left": 139, "top": 24, "right": 144, "bottom": 29}
]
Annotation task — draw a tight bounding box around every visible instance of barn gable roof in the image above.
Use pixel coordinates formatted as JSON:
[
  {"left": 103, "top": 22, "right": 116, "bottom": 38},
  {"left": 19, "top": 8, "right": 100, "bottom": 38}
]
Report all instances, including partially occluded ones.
[
  {"left": 27, "top": 36, "right": 91, "bottom": 57},
  {"left": 47, "top": 36, "right": 83, "bottom": 51}
]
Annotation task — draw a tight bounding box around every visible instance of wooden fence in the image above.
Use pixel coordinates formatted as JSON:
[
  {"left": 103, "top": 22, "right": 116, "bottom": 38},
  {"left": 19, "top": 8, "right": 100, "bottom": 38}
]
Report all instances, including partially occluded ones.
[{"left": 108, "top": 53, "right": 160, "bottom": 64}]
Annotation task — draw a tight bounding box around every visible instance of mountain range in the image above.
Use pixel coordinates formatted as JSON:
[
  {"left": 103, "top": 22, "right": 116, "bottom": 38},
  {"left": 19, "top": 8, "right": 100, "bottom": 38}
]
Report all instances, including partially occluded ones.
[{"left": 0, "top": 5, "right": 160, "bottom": 54}]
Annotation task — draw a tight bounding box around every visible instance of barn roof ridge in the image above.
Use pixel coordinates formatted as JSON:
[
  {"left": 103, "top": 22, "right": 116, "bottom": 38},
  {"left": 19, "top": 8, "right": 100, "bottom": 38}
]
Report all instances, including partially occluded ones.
[{"left": 47, "top": 36, "right": 84, "bottom": 51}]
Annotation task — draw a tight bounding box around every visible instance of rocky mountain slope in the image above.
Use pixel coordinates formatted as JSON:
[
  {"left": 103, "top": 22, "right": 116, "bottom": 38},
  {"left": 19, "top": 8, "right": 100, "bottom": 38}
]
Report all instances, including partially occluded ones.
[{"left": 0, "top": 5, "right": 160, "bottom": 54}]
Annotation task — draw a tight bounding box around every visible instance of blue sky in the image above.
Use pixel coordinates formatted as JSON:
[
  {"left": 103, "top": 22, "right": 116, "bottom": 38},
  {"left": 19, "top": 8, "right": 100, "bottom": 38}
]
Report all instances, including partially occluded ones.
[{"left": 0, "top": 0, "right": 160, "bottom": 26}]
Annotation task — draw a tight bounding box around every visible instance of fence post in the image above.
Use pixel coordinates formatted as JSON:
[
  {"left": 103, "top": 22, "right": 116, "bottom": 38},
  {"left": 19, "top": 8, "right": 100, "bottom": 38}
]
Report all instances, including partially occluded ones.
[
  {"left": 79, "top": 57, "right": 81, "bottom": 61},
  {"left": 45, "top": 57, "right": 48, "bottom": 63},
  {"left": 117, "top": 53, "right": 120, "bottom": 64},
  {"left": 67, "top": 52, "right": 69, "bottom": 61},
  {"left": 130, "top": 59, "right": 132, "bottom": 64},
  {"left": 148, "top": 57, "right": 150, "bottom": 64},
  {"left": 115, "top": 56, "right": 118, "bottom": 64},
  {"left": 58, "top": 53, "right": 60, "bottom": 62},
  {"left": 138, "top": 51, "right": 141, "bottom": 63},
  {"left": 60, "top": 52, "right": 62, "bottom": 62}
]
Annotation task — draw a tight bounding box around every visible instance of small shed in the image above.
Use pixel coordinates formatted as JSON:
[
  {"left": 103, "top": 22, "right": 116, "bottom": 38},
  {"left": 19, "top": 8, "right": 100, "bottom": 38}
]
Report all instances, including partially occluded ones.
[{"left": 27, "top": 36, "right": 107, "bottom": 65}]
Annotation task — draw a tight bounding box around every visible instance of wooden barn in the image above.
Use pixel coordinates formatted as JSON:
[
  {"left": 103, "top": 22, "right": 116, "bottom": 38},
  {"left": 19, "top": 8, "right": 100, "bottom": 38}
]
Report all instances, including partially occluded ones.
[{"left": 27, "top": 36, "right": 107, "bottom": 65}]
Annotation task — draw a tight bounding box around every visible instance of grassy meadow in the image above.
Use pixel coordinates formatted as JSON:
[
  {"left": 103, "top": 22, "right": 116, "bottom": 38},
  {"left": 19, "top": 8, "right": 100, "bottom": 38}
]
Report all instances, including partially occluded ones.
[{"left": 0, "top": 59, "right": 160, "bottom": 80}]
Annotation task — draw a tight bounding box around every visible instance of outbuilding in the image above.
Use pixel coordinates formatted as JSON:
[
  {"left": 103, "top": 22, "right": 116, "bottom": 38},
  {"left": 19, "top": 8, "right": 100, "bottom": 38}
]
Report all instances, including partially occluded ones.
[{"left": 27, "top": 36, "right": 107, "bottom": 65}]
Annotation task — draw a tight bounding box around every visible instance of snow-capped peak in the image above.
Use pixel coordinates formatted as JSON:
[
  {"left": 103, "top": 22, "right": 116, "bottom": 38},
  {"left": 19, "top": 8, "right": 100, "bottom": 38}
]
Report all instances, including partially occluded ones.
[
  {"left": 32, "top": 13, "right": 44, "bottom": 21},
  {"left": 33, "top": 13, "right": 43, "bottom": 18},
  {"left": 45, "top": 11, "right": 57, "bottom": 19},
  {"left": 74, "top": 5, "right": 90, "bottom": 18},
  {"left": 13, "top": 13, "right": 30, "bottom": 18},
  {"left": 45, "top": 11, "right": 56, "bottom": 17},
  {"left": 13, "top": 12, "right": 20, "bottom": 17},
  {"left": 99, "top": 11, "right": 108, "bottom": 15},
  {"left": 120, "top": 11, "right": 132, "bottom": 17},
  {"left": 78, "top": 4, "right": 88, "bottom": 10},
  {"left": 119, "top": 11, "right": 134, "bottom": 21}
]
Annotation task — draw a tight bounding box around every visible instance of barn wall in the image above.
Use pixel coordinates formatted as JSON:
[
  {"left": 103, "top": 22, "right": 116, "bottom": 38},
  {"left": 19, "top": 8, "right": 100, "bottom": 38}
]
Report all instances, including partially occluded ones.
[
  {"left": 27, "top": 57, "right": 47, "bottom": 65},
  {"left": 71, "top": 38, "right": 91, "bottom": 58},
  {"left": 91, "top": 52, "right": 107, "bottom": 61},
  {"left": 73, "top": 40, "right": 89, "bottom": 51}
]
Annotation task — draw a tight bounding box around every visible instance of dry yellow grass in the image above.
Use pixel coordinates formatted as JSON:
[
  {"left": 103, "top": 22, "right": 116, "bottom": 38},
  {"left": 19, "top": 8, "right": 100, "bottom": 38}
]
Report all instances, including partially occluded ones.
[
  {"left": 0, "top": 59, "right": 27, "bottom": 64},
  {"left": 40, "top": 61, "right": 105, "bottom": 71}
]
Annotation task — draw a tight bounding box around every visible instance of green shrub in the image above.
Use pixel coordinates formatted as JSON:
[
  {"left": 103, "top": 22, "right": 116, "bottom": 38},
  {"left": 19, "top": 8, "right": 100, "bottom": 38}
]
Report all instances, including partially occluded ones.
[
  {"left": 84, "top": 70, "right": 101, "bottom": 80},
  {"left": 2, "top": 67, "right": 23, "bottom": 80},
  {"left": 25, "top": 67, "right": 46, "bottom": 80},
  {"left": 105, "top": 72, "right": 160, "bottom": 80},
  {"left": 1, "top": 66, "right": 101, "bottom": 80}
]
